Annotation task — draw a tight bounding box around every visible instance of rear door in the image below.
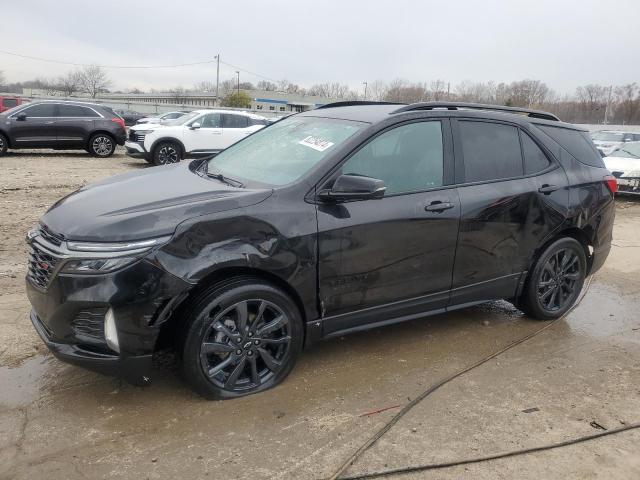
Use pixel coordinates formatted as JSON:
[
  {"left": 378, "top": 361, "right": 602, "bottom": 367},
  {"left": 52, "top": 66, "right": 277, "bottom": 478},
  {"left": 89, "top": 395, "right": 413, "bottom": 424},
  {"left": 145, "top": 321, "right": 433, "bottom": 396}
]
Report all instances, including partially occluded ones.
[
  {"left": 221, "top": 113, "right": 251, "bottom": 146},
  {"left": 56, "top": 104, "right": 101, "bottom": 147},
  {"left": 9, "top": 103, "right": 58, "bottom": 147},
  {"left": 449, "top": 119, "right": 568, "bottom": 305},
  {"left": 317, "top": 119, "right": 461, "bottom": 335}
]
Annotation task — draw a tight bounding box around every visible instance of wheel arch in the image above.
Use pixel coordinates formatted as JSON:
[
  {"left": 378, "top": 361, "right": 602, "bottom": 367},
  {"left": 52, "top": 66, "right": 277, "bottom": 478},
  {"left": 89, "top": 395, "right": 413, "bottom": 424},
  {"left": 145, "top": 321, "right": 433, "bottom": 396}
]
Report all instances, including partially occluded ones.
[
  {"left": 86, "top": 130, "right": 115, "bottom": 149},
  {"left": 156, "top": 266, "right": 308, "bottom": 351},
  {"left": 150, "top": 137, "right": 186, "bottom": 157}
]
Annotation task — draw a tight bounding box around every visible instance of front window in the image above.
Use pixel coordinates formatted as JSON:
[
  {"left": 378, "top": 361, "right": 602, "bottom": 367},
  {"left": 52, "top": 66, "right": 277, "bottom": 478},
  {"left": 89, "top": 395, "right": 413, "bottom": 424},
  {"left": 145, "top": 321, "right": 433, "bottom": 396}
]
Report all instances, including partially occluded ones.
[
  {"left": 591, "top": 131, "right": 624, "bottom": 142},
  {"left": 207, "top": 116, "right": 365, "bottom": 186}
]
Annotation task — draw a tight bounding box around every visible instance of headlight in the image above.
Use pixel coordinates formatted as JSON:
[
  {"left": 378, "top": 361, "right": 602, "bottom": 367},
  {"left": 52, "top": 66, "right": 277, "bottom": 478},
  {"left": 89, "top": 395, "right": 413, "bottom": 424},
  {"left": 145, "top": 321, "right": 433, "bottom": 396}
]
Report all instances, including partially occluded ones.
[
  {"left": 135, "top": 129, "right": 154, "bottom": 135},
  {"left": 61, "top": 236, "right": 171, "bottom": 274},
  {"left": 61, "top": 257, "right": 138, "bottom": 274}
]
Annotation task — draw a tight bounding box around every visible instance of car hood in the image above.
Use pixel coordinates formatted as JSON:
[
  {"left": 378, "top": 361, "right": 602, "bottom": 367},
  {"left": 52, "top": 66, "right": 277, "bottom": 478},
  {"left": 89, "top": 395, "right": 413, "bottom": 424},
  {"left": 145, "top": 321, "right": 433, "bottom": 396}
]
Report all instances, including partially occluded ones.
[
  {"left": 604, "top": 156, "right": 640, "bottom": 177},
  {"left": 41, "top": 162, "right": 273, "bottom": 242},
  {"left": 130, "top": 122, "right": 164, "bottom": 130}
]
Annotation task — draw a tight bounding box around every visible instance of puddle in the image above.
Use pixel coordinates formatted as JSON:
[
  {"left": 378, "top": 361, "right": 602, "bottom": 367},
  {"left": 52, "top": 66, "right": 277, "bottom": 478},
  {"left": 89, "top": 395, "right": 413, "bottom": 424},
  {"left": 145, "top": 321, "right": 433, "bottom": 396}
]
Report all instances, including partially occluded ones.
[{"left": 0, "top": 355, "right": 51, "bottom": 408}]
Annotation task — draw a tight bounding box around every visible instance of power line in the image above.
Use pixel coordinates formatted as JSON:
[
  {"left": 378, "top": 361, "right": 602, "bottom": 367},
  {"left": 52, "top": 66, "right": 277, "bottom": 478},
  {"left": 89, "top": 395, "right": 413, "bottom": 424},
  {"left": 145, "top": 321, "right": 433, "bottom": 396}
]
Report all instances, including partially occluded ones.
[
  {"left": 219, "top": 60, "right": 281, "bottom": 83},
  {"left": 0, "top": 49, "right": 217, "bottom": 69}
]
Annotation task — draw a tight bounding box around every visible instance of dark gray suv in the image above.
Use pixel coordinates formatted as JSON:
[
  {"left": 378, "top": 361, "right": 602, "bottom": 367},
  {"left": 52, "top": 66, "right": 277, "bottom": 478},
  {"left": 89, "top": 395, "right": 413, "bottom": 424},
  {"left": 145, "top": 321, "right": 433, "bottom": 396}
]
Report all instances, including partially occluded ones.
[{"left": 0, "top": 101, "right": 127, "bottom": 157}]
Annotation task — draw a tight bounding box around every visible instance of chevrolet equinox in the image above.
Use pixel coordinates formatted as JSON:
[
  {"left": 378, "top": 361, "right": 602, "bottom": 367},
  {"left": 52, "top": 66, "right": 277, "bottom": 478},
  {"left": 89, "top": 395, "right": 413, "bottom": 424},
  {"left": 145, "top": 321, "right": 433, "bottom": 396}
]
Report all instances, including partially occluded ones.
[{"left": 26, "top": 101, "right": 616, "bottom": 399}]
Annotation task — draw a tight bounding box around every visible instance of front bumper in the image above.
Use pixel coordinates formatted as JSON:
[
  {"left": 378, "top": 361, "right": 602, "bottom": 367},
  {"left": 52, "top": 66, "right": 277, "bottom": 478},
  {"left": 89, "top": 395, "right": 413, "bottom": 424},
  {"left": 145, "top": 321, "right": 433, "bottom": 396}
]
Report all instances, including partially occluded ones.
[
  {"left": 26, "top": 256, "right": 191, "bottom": 384},
  {"left": 125, "top": 140, "right": 149, "bottom": 159}
]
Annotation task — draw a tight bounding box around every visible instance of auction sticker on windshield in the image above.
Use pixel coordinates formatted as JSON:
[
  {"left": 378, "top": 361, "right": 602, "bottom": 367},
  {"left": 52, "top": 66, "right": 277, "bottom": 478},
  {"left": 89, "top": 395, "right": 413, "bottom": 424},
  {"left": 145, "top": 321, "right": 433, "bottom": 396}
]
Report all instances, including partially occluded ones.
[{"left": 299, "top": 136, "right": 335, "bottom": 152}]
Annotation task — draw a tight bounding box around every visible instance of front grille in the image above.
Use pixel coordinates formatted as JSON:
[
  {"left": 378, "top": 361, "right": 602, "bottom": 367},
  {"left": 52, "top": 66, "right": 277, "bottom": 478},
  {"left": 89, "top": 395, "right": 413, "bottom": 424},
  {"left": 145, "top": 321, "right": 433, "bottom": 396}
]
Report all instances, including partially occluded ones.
[
  {"left": 129, "top": 130, "right": 145, "bottom": 143},
  {"left": 71, "top": 308, "right": 108, "bottom": 344},
  {"left": 27, "top": 243, "right": 60, "bottom": 289}
]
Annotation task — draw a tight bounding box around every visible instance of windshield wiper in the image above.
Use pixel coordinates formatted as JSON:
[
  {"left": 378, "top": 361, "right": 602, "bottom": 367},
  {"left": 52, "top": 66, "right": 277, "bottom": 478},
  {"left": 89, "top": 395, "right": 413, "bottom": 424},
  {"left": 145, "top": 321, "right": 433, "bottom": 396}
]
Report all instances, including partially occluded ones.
[{"left": 202, "top": 165, "right": 244, "bottom": 188}]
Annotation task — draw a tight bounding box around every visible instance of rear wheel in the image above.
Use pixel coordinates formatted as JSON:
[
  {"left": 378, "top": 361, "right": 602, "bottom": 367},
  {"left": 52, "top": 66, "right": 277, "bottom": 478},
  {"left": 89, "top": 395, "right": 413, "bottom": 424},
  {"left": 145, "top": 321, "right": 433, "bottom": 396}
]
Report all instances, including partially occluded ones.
[
  {"left": 153, "top": 141, "right": 182, "bottom": 166},
  {"left": 519, "top": 237, "right": 586, "bottom": 320},
  {"left": 181, "top": 277, "right": 303, "bottom": 399},
  {"left": 0, "top": 133, "right": 8, "bottom": 156},
  {"left": 88, "top": 133, "right": 115, "bottom": 157}
]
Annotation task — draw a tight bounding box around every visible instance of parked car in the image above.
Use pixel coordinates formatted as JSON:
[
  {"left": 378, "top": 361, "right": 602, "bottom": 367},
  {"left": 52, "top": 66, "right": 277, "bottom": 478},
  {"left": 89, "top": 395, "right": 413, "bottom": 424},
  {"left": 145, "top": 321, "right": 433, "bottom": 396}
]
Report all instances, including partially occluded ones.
[
  {"left": 0, "top": 101, "right": 126, "bottom": 157},
  {"left": 26, "top": 101, "right": 616, "bottom": 399},
  {"left": 136, "top": 111, "right": 188, "bottom": 125},
  {"left": 114, "top": 109, "right": 145, "bottom": 126},
  {"left": 0, "top": 96, "right": 25, "bottom": 113},
  {"left": 591, "top": 130, "right": 640, "bottom": 156},
  {"left": 125, "top": 109, "right": 269, "bottom": 165},
  {"left": 603, "top": 141, "right": 640, "bottom": 195}
]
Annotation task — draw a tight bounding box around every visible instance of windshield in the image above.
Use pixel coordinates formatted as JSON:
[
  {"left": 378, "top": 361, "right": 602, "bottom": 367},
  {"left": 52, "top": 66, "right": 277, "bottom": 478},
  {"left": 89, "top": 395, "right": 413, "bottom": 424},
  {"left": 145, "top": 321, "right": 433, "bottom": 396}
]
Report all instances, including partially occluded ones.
[
  {"left": 591, "top": 131, "right": 624, "bottom": 142},
  {"left": 163, "top": 111, "right": 198, "bottom": 126},
  {"left": 207, "top": 116, "right": 365, "bottom": 186},
  {"left": 611, "top": 143, "right": 640, "bottom": 158}
]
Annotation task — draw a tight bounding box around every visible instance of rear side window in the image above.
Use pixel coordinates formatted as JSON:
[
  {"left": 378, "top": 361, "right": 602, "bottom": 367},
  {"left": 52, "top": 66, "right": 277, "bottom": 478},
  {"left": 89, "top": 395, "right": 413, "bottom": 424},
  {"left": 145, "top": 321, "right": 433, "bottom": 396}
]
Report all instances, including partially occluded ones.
[
  {"left": 459, "top": 121, "right": 523, "bottom": 182},
  {"left": 3, "top": 98, "right": 18, "bottom": 108},
  {"left": 58, "top": 105, "right": 99, "bottom": 117},
  {"left": 521, "top": 133, "right": 551, "bottom": 174},
  {"left": 18, "top": 103, "right": 56, "bottom": 117},
  {"left": 222, "top": 114, "right": 249, "bottom": 128},
  {"left": 538, "top": 125, "right": 605, "bottom": 168}
]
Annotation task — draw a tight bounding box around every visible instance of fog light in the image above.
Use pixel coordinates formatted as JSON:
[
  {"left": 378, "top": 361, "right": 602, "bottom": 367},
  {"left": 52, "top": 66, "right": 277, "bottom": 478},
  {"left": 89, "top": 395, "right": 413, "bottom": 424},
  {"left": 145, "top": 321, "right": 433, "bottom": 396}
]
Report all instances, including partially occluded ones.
[{"left": 104, "top": 308, "right": 120, "bottom": 353}]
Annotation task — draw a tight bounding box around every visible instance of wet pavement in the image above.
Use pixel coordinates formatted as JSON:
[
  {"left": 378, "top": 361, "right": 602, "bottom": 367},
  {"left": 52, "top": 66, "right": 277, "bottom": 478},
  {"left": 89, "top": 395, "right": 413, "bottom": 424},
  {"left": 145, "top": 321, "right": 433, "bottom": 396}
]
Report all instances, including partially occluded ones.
[{"left": 1, "top": 153, "right": 639, "bottom": 479}]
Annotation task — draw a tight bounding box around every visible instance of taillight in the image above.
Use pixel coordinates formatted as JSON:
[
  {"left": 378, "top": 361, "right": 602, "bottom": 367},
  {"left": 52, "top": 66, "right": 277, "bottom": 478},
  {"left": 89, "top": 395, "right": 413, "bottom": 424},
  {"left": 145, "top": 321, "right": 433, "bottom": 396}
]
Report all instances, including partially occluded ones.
[
  {"left": 111, "top": 117, "right": 126, "bottom": 130},
  {"left": 604, "top": 175, "right": 618, "bottom": 195}
]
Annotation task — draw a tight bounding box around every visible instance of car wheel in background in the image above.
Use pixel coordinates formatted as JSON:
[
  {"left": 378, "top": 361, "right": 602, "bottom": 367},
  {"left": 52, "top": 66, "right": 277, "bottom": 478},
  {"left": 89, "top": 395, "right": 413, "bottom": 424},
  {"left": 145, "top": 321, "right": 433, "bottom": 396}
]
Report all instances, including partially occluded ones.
[
  {"left": 180, "top": 277, "right": 304, "bottom": 400},
  {"left": 88, "top": 133, "right": 116, "bottom": 157},
  {"left": 519, "top": 237, "right": 587, "bottom": 320},
  {"left": 0, "top": 133, "right": 8, "bottom": 156},
  {"left": 153, "top": 142, "right": 182, "bottom": 166}
]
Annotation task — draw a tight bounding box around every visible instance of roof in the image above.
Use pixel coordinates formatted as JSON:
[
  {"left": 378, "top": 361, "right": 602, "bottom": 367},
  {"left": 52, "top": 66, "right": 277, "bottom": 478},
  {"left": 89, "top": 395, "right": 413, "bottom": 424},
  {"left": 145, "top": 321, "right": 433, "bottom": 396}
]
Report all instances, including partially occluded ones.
[{"left": 301, "top": 101, "right": 579, "bottom": 129}]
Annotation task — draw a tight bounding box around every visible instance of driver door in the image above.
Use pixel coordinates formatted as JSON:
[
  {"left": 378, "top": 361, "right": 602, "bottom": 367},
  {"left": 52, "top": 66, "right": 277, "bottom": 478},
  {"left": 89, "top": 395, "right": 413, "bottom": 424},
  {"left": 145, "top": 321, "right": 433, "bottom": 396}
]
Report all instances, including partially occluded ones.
[
  {"left": 317, "top": 119, "right": 460, "bottom": 336},
  {"left": 188, "top": 113, "right": 224, "bottom": 153}
]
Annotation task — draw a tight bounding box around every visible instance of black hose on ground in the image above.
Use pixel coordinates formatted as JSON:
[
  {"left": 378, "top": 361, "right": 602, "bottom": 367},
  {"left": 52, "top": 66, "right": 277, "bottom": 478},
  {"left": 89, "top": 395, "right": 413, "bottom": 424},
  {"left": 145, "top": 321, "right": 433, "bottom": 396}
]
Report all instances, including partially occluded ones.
[{"left": 326, "top": 276, "right": 619, "bottom": 480}]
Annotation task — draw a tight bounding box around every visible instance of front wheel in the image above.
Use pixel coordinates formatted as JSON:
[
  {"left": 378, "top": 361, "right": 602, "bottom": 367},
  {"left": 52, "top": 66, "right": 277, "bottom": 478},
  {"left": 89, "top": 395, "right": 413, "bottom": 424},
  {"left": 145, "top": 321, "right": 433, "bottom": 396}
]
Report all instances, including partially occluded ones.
[
  {"left": 519, "top": 237, "right": 587, "bottom": 320},
  {"left": 153, "top": 141, "right": 182, "bottom": 166},
  {"left": 88, "top": 133, "right": 115, "bottom": 157},
  {"left": 181, "top": 277, "right": 303, "bottom": 399},
  {"left": 0, "top": 133, "right": 9, "bottom": 156}
]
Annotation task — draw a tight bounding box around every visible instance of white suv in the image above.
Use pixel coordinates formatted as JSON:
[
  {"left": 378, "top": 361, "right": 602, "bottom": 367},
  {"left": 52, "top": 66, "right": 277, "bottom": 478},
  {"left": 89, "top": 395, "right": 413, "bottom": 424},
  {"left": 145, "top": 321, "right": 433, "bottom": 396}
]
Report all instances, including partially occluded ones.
[{"left": 125, "top": 110, "right": 269, "bottom": 165}]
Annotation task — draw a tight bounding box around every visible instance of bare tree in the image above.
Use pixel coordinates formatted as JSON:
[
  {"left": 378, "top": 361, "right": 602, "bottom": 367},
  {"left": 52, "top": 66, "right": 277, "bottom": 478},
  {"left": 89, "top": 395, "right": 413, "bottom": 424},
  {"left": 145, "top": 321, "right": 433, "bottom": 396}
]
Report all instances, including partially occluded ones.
[
  {"left": 58, "top": 71, "right": 82, "bottom": 97},
  {"left": 78, "top": 65, "right": 111, "bottom": 98},
  {"left": 169, "top": 86, "right": 188, "bottom": 104},
  {"left": 194, "top": 80, "right": 216, "bottom": 92},
  {"left": 367, "top": 80, "right": 389, "bottom": 101},
  {"left": 614, "top": 83, "right": 639, "bottom": 124},
  {"left": 427, "top": 79, "right": 447, "bottom": 100},
  {"left": 506, "top": 79, "right": 549, "bottom": 108},
  {"left": 257, "top": 80, "right": 278, "bottom": 91},
  {"left": 308, "top": 82, "right": 351, "bottom": 99}
]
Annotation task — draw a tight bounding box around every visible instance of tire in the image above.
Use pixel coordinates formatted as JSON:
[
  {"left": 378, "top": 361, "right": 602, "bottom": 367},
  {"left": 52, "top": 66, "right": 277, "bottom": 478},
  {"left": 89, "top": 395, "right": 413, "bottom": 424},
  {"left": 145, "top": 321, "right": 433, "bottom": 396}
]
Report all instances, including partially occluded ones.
[
  {"left": 88, "top": 133, "right": 116, "bottom": 157},
  {"left": 153, "top": 141, "right": 182, "bottom": 166},
  {"left": 519, "top": 237, "right": 587, "bottom": 320},
  {"left": 0, "top": 133, "right": 8, "bottom": 156},
  {"left": 180, "top": 277, "right": 303, "bottom": 400}
]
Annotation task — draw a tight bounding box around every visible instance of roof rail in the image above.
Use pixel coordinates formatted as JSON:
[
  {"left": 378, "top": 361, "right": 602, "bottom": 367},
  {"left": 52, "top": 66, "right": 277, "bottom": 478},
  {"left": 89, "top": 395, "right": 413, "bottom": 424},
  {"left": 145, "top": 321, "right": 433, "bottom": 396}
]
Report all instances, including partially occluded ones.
[
  {"left": 315, "top": 101, "right": 404, "bottom": 110},
  {"left": 390, "top": 102, "right": 560, "bottom": 121}
]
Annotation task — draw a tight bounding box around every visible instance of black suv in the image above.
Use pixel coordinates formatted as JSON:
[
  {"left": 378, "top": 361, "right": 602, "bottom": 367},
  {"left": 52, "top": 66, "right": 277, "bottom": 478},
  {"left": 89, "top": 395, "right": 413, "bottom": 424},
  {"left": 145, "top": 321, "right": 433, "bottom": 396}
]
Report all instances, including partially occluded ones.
[
  {"left": 0, "top": 101, "right": 127, "bottom": 157},
  {"left": 25, "top": 101, "right": 616, "bottom": 399}
]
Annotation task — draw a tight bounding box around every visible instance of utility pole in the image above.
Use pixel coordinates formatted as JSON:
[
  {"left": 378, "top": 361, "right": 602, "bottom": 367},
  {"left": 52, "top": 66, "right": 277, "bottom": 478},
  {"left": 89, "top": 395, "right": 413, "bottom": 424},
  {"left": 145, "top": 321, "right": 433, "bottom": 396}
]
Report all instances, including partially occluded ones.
[
  {"left": 604, "top": 85, "right": 613, "bottom": 125},
  {"left": 236, "top": 71, "right": 240, "bottom": 96},
  {"left": 215, "top": 54, "right": 220, "bottom": 106},
  {"left": 362, "top": 81, "right": 368, "bottom": 101}
]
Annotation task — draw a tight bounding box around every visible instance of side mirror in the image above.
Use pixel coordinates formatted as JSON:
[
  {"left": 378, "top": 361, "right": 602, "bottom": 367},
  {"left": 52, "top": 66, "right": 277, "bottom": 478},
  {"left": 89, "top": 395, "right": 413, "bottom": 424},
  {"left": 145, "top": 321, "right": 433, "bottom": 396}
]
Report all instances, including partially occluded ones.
[
  {"left": 190, "top": 122, "right": 201, "bottom": 130},
  {"left": 318, "top": 174, "right": 386, "bottom": 202},
  {"left": 16, "top": 112, "right": 27, "bottom": 121}
]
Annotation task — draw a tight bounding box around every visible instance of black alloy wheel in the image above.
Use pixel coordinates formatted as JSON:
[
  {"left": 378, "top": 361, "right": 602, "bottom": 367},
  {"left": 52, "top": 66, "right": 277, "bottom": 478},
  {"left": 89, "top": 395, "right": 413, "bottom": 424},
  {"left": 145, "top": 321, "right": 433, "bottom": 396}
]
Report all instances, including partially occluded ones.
[
  {"left": 181, "top": 277, "right": 303, "bottom": 399},
  {"left": 519, "top": 237, "right": 587, "bottom": 320},
  {"left": 0, "top": 133, "right": 7, "bottom": 156},
  {"left": 153, "top": 142, "right": 181, "bottom": 165}
]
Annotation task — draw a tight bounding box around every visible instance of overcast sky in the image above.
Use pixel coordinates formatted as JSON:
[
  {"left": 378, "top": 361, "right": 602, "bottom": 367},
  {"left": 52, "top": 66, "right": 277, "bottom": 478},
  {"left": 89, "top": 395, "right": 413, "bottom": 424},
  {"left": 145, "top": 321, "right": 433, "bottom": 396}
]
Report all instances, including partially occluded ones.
[{"left": 1, "top": 0, "right": 639, "bottom": 95}]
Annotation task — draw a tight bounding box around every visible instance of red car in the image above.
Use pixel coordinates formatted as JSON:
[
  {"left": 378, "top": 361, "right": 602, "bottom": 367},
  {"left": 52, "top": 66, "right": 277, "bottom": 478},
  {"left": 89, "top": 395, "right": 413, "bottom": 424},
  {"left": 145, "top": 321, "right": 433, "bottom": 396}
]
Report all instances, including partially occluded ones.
[{"left": 0, "top": 96, "right": 24, "bottom": 113}]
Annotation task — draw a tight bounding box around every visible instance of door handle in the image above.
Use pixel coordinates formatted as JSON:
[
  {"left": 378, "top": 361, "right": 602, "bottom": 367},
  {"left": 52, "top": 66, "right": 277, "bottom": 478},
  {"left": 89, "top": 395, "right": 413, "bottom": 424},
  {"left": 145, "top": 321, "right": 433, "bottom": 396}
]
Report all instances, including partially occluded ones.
[
  {"left": 538, "top": 184, "right": 558, "bottom": 195},
  {"left": 425, "top": 201, "right": 455, "bottom": 213}
]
